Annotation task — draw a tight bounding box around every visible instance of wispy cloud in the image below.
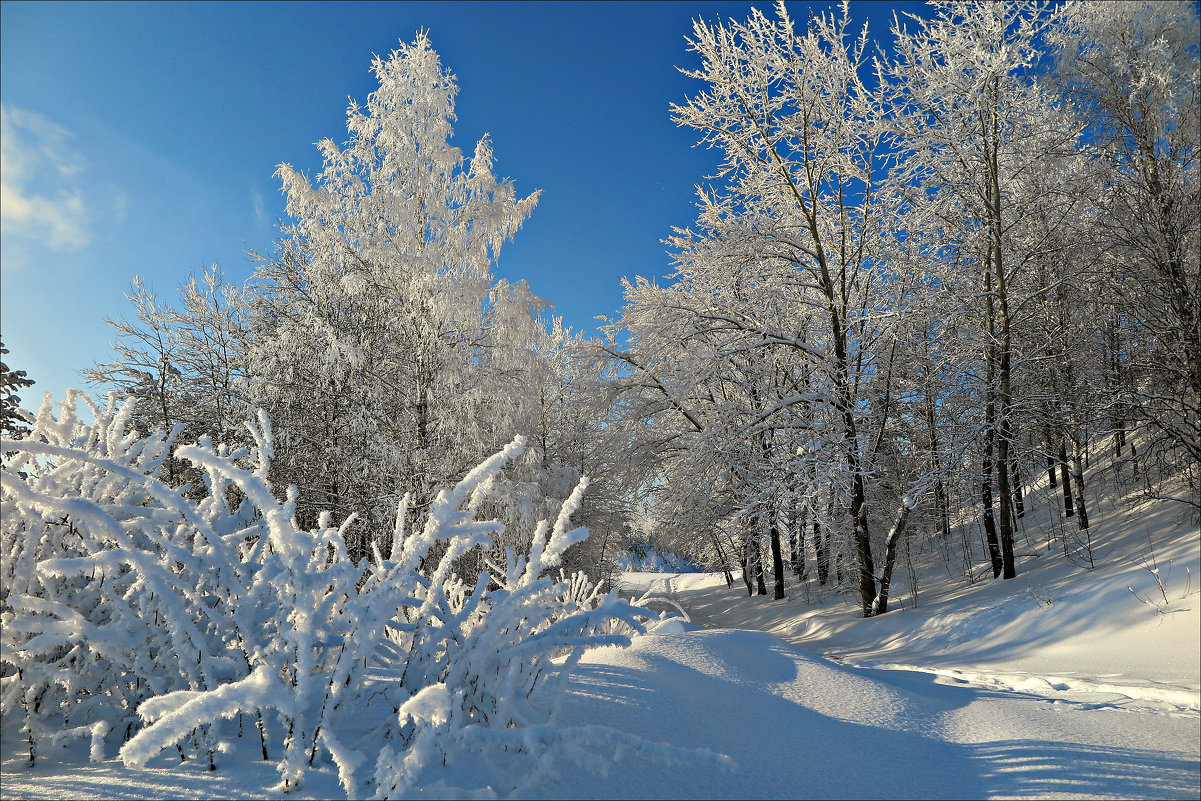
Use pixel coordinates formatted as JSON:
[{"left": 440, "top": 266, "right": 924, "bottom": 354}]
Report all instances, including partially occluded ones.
[
  {"left": 251, "top": 185, "right": 267, "bottom": 228},
  {"left": 1, "top": 105, "right": 91, "bottom": 251}
]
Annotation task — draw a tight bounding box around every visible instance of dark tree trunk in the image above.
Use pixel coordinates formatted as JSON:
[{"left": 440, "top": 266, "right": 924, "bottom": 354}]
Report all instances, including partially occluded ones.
[
  {"left": 1011, "top": 455, "right": 1024, "bottom": 519},
  {"left": 769, "top": 512, "right": 786, "bottom": 600},
  {"left": 935, "top": 479, "right": 951, "bottom": 542},
  {"left": 872, "top": 501, "right": 913, "bottom": 616},
  {"left": 997, "top": 416, "right": 1016, "bottom": 580},
  {"left": 1109, "top": 317, "right": 1127, "bottom": 459},
  {"left": 982, "top": 430, "right": 1003, "bottom": 578},
  {"left": 814, "top": 510, "right": 829, "bottom": 586},
  {"left": 922, "top": 367, "right": 952, "bottom": 544},
  {"left": 1044, "top": 424, "right": 1058, "bottom": 489},
  {"left": 982, "top": 315, "right": 1003, "bottom": 579},
  {"left": 1070, "top": 432, "right": 1090, "bottom": 530},
  {"left": 988, "top": 93, "right": 1017, "bottom": 581},
  {"left": 710, "top": 533, "right": 734, "bottom": 588},
  {"left": 850, "top": 469, "right": 875, "bottom": 614},
  {"left": 1058, "top": 435, "right": 1075, "bottom": 518},
  {"left": 739, "top": 539, "right": 753, "bottom": 596},
  {"left": 790, "top": 502, "right": 807, "bottom": 578},
  {"left": 752, "top": 534, "right": 767, "bottom": 596}
]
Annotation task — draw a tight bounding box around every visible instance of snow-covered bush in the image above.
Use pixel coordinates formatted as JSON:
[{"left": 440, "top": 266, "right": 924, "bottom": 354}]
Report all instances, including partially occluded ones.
[
  {"left": 1, "top": 391, "right": 252, "bottom": 768},
  {"left": 1, "top": 393, "right": 665, "bottom": 798}
]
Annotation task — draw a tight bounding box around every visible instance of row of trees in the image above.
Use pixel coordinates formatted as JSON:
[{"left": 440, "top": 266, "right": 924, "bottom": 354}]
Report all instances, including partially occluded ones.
[{"left": 601, "top": 0, "right": 1198, "bottom": 614}]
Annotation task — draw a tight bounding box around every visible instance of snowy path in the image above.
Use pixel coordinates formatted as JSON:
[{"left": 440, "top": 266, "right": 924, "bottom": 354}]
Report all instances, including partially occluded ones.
[{"left": 537, "top": 576, "right": 1200, "bottom": 800}]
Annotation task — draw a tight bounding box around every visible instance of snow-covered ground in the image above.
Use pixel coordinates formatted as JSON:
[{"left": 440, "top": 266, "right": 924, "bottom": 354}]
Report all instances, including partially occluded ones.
[
  {"left": 4, "top": 466, "right": 1199, "bottom": 799},
  {"left": 588, "top": 465, "right": 1200, "bottom": 799}
]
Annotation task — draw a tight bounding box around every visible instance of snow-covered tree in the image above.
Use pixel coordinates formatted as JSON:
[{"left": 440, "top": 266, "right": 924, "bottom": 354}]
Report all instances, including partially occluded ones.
[
  {"left": 246, "top": 32, "right": 541, "bottom": 560},
  {"left": 611, "top": 1, "right": 918, "bottom": 615},
  {"left": 1, "top": 340, "right": 35, "bottom": 442},
  {"left": 1051, "top": 0, "right": 1200, "bottom": 503},
  {"left": 885, "top": 0, "right": 1084, "bottom": 579},
  {"left": 83, "top": 267, "right": 250, "bottom": 482}
]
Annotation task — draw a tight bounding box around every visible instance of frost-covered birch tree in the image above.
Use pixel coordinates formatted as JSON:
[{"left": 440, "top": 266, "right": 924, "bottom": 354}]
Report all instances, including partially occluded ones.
[
  {"left": 660, "top": 1, "right": 909, "bottom": 615},
  {"left": 604, "top": 2, "right": 926, "bottom": 615},
  {"left": 247, "top": 33, "right": 540, "bottom": 558}
]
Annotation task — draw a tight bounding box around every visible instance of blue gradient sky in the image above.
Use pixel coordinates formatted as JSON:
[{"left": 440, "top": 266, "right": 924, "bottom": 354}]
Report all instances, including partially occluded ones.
[{"left": 1, "top": 0, "right": 925, "bottom": 403}]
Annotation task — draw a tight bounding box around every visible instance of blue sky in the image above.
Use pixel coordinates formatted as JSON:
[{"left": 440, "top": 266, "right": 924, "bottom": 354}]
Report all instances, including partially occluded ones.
[{"left": 2, "top": 0, "right": 925, "bottom": 403}]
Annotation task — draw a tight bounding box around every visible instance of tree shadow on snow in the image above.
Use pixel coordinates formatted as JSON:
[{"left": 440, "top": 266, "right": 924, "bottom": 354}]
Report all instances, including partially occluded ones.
[
  {"left": 551, "top": 632, "right": 1199, "bottom": 800},
  {"left": 967, "top": 739, "right": 1200, "bottom": 799}
]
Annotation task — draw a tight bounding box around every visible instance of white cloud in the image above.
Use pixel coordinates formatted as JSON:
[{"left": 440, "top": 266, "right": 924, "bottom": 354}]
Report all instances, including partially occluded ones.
[{"left": 0, "top": 105, "right": 91, "bottom": 251}]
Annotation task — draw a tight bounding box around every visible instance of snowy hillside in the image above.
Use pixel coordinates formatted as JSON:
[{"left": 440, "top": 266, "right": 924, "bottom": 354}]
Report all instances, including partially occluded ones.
[
  {"left": 630, "top": 461, "right": 1201, "bottom": 719},
  {"left": 597, "top": 447, "right": 1200, "bottom": 799},
  {"left": 4, "top": 442, "right": 1197, "bottom": 799}
]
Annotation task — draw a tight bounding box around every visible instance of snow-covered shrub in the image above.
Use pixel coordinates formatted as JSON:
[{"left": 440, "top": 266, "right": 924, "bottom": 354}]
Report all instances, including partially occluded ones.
[
  {"left": 1, "top": 391, "right": 253, "bottom": 767},
  {"left": 370, "top": 466, "right": 649, "bottom": 798},
  {"left": 2, "top": 393, "right": 677, "bottom": 798}
]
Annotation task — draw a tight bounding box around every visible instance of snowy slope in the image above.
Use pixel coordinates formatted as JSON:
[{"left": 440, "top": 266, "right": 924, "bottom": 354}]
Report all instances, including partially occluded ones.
[
  {"left": 623, "top": 457, "right": 1200, "bottom": 720},
  {"left": 600, "top": 459, "right": 1201, "bottom": 798}
]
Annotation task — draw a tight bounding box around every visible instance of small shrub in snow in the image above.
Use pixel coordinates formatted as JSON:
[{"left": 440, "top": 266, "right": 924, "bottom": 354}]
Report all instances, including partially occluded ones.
[{"left": 1126, "top": 532, "right": 1197, "bottom": 615}]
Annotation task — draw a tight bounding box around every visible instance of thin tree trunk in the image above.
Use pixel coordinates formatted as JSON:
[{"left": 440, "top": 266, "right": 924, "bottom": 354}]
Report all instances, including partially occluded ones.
[
  {"left": 769, "top": 510, "right": 786, "bottom": 600},
  {"left": 935, "top": 479, "right": 951, "bottom": 542},
  {"left": 711, "top": 533, "right": 734, "bottom": 588},
  {"left": 992, "top": 169, "right": 1017, "bottom": 581},
  {"left": 982, "top": 419, "right": 1003, "bottom": 578},
  {"left": 1044, "top": 424, "right": 1058, "bottom": 489},
  {"left": 1058, "top": 434, "right": 1075, "bottom": 518},
  {"left": 1070, "top": 431, "right": 1089, "bottom": 530},
  {"left": 790, "top": 501, "right": 807, "bottom": 578},
  {"left": 739, "top": 538, "right": 753, "bottom": 596},
  {"left": 752, "top": 533, "right": 767, "bottom": 596},
  {"left": 871, "top": 500, "right": 913, "bottom": 616},
  {"left": 814, "top": 509, "right": 829, "bottom": 586},
  {"left": 1108, "top": 316, "right": 1127, "bottom": 459},
  {"left": 922, "top": 360, "right": 952, "bottom": 544},
  {"left": 982, "top": 244, "right": 1003, "bottom": 579},
  {"left": 1011, "top": 455, "right": 1024, "bottom": 519}
]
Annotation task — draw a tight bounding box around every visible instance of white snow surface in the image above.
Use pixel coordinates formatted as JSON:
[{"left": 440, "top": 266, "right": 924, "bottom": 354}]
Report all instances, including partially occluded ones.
[{"left": 4, "top": 492, "right": 1200, "bottom": 799}]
